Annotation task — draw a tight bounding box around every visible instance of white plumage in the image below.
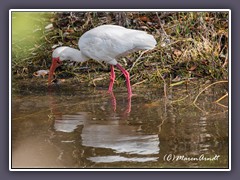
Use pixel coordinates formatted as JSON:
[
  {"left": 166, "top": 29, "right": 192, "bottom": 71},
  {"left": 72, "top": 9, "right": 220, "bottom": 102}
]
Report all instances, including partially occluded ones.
[{"left": 49, "top": 25, "right": 157, "bottom": 97}]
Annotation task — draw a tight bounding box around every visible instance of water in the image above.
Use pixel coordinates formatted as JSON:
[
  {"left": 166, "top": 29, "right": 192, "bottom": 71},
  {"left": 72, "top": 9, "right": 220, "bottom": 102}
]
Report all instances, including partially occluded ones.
[{"left": 11, "top": 82, "right": 229, "bottom": 169}]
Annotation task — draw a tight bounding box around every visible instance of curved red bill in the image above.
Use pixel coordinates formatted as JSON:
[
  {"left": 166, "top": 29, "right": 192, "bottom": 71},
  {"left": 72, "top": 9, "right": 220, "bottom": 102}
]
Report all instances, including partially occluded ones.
[{"left": 48, "top": 57, "right": 61, "bottom": 85}]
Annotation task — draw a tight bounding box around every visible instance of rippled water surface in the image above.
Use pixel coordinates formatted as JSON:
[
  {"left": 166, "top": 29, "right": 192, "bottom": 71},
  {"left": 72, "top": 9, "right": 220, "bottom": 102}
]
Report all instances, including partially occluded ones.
[{"left": 11, "top": 82, "right": 229, "bottom": 169}]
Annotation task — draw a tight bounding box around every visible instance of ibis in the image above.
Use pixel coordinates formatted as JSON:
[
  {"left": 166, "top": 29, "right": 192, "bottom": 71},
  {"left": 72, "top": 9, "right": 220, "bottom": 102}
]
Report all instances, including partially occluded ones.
[{"left": 48, "top": 24, "right": 157, "bottom": 97}]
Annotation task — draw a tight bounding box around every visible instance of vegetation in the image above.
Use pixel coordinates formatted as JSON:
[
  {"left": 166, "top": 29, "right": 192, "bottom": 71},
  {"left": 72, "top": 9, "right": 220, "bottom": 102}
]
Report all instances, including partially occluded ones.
[{"left": 12, "top": 11, "right": 229, "bottom": 88}]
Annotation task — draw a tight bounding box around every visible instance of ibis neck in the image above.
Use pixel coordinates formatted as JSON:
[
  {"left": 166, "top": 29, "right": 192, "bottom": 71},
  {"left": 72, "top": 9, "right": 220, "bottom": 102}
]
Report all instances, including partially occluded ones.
[{"left": 69, "top": 48, "right": 89, "bottom": 62}]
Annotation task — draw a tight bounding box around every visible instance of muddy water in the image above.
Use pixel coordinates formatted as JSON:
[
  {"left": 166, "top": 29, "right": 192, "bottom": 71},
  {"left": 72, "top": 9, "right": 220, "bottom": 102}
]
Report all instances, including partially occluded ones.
[{"left": 11, "top": 83, "right": 229, "bottom": 169}]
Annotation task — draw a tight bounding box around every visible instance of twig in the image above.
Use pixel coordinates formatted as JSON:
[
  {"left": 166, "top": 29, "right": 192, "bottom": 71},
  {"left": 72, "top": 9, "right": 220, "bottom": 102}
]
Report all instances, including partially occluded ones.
[
  {"left": 92, "top": 77, "right": 105, "bottom": 87},
  {"left": 129, "top": 50, "right": 149, "bottom": 72},
  {"left": 157, "top": 68, "right": 168, "bottom": 98},
  {"left": 214, "top": 92, "right": 228, "bottom": 108},
  {"left": 215, "top": 92, "right": 228, "bottom": 103},
  {"left": 132, "top": 79, "right": 147, "bottom": 87},
  {"left": 171, "top": 95, "right": 189, "bottom": 103},
  {"left": 215, "top": 102, "right": 228, "bottom": 108},
  {"left": 193, "top": 103, "right": 208, "bottom": 114},
  {"left": 193, "top": 80, "right": 228, "bottom": 105},
  {"left": 155, "top": 12, "right": 168, "bottom": 37}
]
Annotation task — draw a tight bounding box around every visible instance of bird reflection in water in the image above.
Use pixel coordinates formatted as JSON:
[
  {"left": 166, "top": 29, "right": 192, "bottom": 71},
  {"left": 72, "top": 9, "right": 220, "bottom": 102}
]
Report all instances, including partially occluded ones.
[
  {"left": 47, "top": 88, "right": 159, "bottom": 165},
  {"left": 108, "top": 91, "right": 132, "bottom": 114}
]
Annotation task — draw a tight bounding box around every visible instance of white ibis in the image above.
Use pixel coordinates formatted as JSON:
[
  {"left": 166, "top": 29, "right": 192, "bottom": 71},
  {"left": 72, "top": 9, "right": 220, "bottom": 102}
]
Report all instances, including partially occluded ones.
[{"left": 48, "top": 25, "right": 157, "bottom": 97}]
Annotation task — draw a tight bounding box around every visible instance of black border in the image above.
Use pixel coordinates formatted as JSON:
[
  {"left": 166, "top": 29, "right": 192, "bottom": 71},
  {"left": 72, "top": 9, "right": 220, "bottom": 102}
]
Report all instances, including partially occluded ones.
[{"left": 1, "top": 0, "right": 239, "bottom": 179}]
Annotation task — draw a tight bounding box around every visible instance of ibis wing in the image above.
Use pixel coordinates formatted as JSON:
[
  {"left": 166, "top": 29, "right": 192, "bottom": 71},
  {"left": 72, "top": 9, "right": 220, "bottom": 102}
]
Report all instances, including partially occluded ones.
[{"left": 78, "top": 25, "right": 156, "bottom": 65}]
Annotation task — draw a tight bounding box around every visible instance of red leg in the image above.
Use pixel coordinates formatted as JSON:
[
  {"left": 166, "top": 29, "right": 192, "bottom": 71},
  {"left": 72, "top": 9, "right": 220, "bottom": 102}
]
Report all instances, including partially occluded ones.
[
  {"left": 108, "top": 65, "right": 115, "bottom": 93},
  {"left": 110, "top": 91, "right": 117, "bottom": 112},
  {"left": 116, "top": 63, "right": 132, "bottom": 97},
  {"left": 124, "top": 95, "right": 132, "bottom": 114}
]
